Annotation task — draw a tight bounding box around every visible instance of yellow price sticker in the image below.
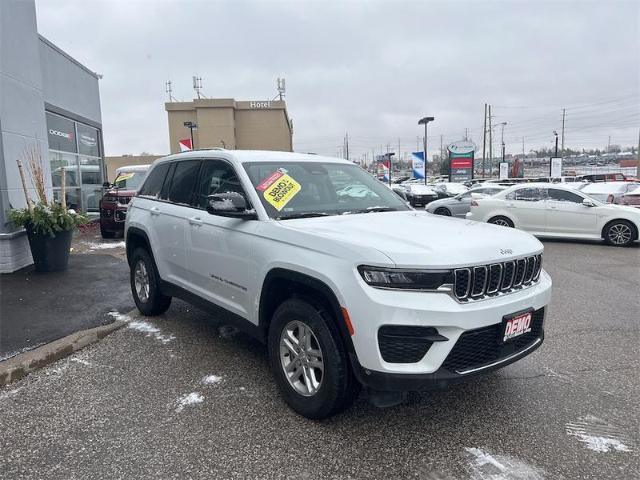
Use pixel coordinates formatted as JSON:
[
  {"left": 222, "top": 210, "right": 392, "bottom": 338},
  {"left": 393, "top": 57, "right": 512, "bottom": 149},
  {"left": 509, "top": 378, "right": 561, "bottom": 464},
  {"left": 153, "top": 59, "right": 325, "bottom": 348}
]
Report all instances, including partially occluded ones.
[
  {"left": 262, "top": 173, "right": 301, "bottom": 211},
  {"left": 114, "top": 172, "right": 135, "bottom": 182}
]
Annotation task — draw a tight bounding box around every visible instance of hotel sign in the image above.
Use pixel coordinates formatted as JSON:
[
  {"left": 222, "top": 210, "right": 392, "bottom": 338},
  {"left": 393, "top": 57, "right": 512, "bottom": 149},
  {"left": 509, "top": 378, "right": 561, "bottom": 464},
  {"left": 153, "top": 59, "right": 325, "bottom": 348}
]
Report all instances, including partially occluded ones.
[{"left": 250, "top": 101, "right": 272, "bottom": 108}]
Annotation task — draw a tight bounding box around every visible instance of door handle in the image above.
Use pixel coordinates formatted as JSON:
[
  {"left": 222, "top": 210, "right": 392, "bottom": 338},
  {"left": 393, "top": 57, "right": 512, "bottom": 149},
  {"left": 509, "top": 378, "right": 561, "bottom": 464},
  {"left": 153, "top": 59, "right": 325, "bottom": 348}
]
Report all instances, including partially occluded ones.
[
  {"left": 188, "top": 216, "right": 203, "bottom": 226},
  {"left": 150, "top": 206, "right": 160, "bottom": 216}
]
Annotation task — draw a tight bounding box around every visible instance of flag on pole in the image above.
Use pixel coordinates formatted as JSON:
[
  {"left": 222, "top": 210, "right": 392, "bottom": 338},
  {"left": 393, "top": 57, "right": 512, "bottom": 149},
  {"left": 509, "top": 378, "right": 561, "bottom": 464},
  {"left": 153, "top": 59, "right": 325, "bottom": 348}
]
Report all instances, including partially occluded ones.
[{"left": 179, "top": 138, "right": 192, "bottom": 152}]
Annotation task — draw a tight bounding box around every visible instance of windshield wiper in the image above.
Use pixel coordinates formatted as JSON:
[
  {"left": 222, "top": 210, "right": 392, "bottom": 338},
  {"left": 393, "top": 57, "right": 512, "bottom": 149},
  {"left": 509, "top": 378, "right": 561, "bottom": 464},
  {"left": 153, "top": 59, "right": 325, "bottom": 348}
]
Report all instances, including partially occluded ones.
[
  {"left": 347, "top": 206, "right": 398, "bottom": 214},
  {"left": 277, "top": 212, "right": 333, "bottom": 220}
]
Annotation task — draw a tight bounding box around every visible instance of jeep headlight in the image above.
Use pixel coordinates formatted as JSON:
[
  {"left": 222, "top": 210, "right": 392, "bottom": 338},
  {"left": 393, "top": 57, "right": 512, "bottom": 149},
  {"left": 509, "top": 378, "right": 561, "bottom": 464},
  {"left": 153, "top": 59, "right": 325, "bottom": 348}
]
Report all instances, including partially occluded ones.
[{"left": 357, "top": 266, "right": 453, "bottom": 290}]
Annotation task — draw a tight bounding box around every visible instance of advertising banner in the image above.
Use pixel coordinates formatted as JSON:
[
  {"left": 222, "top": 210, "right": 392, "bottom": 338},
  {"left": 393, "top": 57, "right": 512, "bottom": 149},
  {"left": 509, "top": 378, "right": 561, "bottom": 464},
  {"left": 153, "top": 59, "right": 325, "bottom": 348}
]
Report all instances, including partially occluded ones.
[
  {"left": 46, "top": 113, "right": 76, "bottom": 153},
  {"left": 550, "top": 157, "right": 562, "bottom": 178},
  {"left": 499, "top": 162, "right": 509, "bottom": 179},
  {"left": 448, "top": 141, "right": 475, "bottom": 183},
  {"left": 77, "top": 124, "right": 100, "bottom": 157},
  {"left": 411, "top": 151, "right": 425, "bottom": 179}
]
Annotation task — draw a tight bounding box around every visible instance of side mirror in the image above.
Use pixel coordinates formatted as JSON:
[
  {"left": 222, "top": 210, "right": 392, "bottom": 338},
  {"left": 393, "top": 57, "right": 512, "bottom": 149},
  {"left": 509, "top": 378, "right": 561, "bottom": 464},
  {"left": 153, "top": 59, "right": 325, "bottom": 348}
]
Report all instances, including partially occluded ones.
[
  {"left": 582, "top": 198, "right": 596, "bottom": 207},
  {"left": 102, "top": 181, "right": 111, "bottom": 188},
  {"left": 206, "top": 192, "right": 257, "bottom": 219}
]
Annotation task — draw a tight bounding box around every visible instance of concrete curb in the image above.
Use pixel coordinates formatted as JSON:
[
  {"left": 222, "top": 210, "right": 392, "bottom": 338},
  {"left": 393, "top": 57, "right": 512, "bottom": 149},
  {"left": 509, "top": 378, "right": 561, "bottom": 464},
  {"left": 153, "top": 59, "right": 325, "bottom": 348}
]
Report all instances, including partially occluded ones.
[{"left": 0, "top": 320, "right": 126, "bottom": 387}]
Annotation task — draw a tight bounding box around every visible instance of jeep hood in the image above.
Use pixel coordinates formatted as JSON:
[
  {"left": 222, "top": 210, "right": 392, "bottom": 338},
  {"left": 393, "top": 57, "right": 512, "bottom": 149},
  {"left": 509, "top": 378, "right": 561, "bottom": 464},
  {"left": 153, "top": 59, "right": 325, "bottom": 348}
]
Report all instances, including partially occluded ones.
[{"left": 280, "top": 211, "right": 543, "bottom": 268}]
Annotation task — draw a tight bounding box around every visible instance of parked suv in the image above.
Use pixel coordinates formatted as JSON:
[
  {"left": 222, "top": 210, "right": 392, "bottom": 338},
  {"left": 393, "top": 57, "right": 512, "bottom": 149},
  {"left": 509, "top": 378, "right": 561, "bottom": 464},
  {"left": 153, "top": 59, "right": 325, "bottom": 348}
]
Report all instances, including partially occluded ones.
[
  {"left": 125, "top": 150, "right": 552, "bottom": 419},
  {"left": 99, "top": 165, "right": 149, "bottom": 238}
]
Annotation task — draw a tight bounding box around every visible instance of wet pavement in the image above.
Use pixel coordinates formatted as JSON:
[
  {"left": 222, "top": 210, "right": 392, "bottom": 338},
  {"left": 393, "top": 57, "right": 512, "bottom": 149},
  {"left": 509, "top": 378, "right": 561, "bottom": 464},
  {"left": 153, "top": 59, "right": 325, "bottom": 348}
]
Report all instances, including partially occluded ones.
[{"left": 0, "top": 240, "right": 638, "bottom": 479}]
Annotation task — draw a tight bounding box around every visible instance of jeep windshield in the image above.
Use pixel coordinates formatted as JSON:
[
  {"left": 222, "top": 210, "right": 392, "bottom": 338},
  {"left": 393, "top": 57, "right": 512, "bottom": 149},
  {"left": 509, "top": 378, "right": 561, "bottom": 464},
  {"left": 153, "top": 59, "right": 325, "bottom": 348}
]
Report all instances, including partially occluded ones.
[{"left": 243, "top": 161, "right": 410, "bottom": 220}]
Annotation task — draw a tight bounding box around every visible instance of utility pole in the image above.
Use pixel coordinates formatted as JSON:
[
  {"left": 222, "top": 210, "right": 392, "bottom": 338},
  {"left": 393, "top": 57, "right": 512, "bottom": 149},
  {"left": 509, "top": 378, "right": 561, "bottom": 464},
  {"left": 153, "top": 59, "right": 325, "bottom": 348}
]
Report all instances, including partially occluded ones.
[
  {"left": 398, "top": 138, "right": 401, "bottom": 168},
  {"left": 345, "top": 133, "right": 349, "bottom": 161},
  {"left": 440, "top": 134, "right": 444, "bottom": 172},
  {"left": 489, "top": 108, "right": 495, "bottom": 177},
  {"left": 607, "top": 135, "right": 611, "bottom": 154},
  {"left": 482, "top": 103, "right": 487, "bottom": 177},
  {"left": 464, "top": 128, "right": 469, "bottom": 141},
  {"left": 554, "top": 131, "right": 559, "bottom": 158},
  {"left": 561, "top": 108, "right": 565, "bottom": 157}
]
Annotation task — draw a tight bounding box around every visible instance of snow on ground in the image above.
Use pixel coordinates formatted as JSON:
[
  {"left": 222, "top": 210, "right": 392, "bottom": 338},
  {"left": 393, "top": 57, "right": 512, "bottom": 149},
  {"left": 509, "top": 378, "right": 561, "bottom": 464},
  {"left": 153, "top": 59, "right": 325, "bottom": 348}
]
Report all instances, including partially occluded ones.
[
  {"left": 175, "top": 392, "right": 204, "bottom": 412},
  {"left": 84, "top": 241, "right": 126, "bottom": 250},
  {"left": 202, "top": 375, "right": 223, "bottom": 385},
  {"left": 108, "top": 310, "right": 132, "bottom": 322},
  {"left": 127, "top": 320, "right": 175, "bottom": 344},
  {"left": 565, "top": 415, "right": 632, "bottom": 453},
  {"left": 70, "top": 357, "right": 92, "bottom": 366},
  {"left": 465, "top": 447, "right": 545, "bottom": 480}
]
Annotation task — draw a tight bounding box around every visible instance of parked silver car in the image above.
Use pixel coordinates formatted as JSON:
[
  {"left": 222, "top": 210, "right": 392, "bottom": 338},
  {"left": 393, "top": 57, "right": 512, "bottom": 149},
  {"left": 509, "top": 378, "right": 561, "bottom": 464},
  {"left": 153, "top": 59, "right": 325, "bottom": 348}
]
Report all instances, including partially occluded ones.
[{"left": 426, "top": 185, "right": 507, "bottom": 217}]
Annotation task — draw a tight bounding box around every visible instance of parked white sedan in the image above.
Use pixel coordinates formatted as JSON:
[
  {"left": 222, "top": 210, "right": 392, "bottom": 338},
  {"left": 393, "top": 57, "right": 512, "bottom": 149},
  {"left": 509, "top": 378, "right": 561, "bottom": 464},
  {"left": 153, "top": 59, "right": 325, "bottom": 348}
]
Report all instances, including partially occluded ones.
[{"left": 466, "top": 183, "right": 640, "bottom": 246}]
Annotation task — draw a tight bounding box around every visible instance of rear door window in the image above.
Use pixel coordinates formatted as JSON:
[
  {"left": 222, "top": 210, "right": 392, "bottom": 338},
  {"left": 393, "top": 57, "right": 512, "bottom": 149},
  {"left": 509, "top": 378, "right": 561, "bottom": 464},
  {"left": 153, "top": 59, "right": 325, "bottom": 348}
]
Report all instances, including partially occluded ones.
[
  {"left": 167, "top": 160, "right": 201, "bottom": 205},
  {"left": 548, "top": 189, "right": 584, "bottom": 203}
]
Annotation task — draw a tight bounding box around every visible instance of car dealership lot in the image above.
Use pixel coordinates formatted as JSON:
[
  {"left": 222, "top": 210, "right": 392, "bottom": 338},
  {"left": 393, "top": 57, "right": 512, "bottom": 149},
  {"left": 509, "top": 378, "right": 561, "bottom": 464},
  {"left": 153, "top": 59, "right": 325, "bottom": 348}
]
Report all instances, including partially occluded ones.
[{"left": 1, "top": 241, "right": 638, "bottom": 479}]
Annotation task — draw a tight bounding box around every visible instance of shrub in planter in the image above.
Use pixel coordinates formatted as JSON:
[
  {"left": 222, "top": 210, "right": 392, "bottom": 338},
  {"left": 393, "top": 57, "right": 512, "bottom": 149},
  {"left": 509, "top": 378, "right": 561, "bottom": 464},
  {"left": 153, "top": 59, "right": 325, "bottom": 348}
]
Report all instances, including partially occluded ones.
[{"left": 9, "top": 203, "right": 87, "bottom": 272}]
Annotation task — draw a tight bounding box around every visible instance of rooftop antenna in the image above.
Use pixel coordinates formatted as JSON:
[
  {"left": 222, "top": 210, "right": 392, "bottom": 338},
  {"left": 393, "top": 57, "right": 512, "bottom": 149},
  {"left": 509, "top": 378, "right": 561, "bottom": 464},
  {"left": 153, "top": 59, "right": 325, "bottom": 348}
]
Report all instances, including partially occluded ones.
[
  {"left": 165, "top": 80, "right": 175, "bottom": 102},
  {"left": 193, "top": 75, "right": 204, "bottom": 99},
  {"left": 275, "top": 77, "right": 286, "bottom": 101}
]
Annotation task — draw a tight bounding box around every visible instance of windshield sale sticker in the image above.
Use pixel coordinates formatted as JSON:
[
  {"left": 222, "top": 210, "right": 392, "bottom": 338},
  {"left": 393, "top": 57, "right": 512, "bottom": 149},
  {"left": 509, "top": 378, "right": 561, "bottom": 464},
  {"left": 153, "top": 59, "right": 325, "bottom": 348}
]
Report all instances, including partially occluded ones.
[
  {"left": 257, "top": 171, "right": 301, "bottom": 211},
  {"left": 114, "top": 172, "right": 135, "bottom": 182}
]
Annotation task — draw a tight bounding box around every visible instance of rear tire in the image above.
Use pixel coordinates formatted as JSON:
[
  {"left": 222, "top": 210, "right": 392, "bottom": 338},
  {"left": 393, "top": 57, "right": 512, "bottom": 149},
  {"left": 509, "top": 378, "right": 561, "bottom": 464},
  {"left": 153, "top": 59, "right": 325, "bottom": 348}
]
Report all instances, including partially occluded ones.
[
  {"left": 488, "top": 216, "right": 514, "bottom": 228},
  {"left": 434, "top": 207, "right": 451, "bottom": 216},
  {"left": 130, "top": 247, "right": 171, "bottom": 316},
  {"left": 603, "top": 220, "right": 636, "bottom": 247},
  {"left": 268, "top": 297, "right": 359, "bottom": 419}
]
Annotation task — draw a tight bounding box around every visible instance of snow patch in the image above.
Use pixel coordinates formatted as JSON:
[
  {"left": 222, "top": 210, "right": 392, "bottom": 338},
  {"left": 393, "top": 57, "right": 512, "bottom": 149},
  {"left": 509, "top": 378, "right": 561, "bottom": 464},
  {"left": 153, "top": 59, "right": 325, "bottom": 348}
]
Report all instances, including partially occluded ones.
[
  {"left": 566, "top": 415, "right": 632, "bottom": 453},
  {"left": 465, "top": 447, "right": 545, "bottom": 480},
  {"left": 202, "top": 375, "right": 223, "bottom": 385},
  {"left": 108, "top": 310, "right": 131, "bottom": 322},
  {"left": 128, "top": 320, "right": 175, "bottom": 344},
  {"left": 175, "top": 392, "right": 204, "bottom": 412},
  {"left": 84, "top": 240, "right": 125, "bottom": 250},
  {"left": 0, "top": 343, "right": 46, "bottom": 362},
  {"left": 0, "top": 387, "right": 23, "bottom": 402},
  {"left": 70, "top": 357, "right": 92, "bottom": 366}
]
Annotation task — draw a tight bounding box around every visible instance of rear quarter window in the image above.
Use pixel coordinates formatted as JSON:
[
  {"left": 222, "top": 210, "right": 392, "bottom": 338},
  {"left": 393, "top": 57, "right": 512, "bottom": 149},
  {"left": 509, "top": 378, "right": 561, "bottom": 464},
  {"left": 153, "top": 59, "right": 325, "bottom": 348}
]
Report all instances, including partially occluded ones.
[{"left": 139, "top": 163, "right": 171, "bottom": 198}]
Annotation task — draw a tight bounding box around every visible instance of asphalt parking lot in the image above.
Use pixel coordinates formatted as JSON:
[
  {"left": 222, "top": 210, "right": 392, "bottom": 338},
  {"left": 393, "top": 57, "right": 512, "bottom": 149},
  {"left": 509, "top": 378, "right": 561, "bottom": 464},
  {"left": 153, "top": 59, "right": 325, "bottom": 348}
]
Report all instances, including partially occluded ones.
[{"left": 1, "top": 240, "right": 638, "bottom": 479}]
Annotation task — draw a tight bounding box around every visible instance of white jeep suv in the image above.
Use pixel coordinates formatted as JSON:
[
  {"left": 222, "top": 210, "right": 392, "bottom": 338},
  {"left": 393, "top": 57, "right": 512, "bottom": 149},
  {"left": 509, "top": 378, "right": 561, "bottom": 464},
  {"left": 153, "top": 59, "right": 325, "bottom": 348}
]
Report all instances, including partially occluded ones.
[{"left": 125, "top": 150, "right": 552, "bottom": 419}]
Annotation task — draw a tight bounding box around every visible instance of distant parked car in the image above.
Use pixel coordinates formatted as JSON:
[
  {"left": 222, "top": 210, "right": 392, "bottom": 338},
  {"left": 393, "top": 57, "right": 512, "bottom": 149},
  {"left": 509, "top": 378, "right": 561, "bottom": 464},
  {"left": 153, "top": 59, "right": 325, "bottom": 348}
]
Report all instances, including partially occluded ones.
[
  {"left": 617, "top": 185, "right": 640, "bottom": 208},
  {"left": 99, "top": 165, "right": 150, "bottom": 238},
  {"left": 403, "top": 183, "right": 438, "bottom": 206},
  {"left": 426, "top": 185, "right": 507, "bottom": 217},
  {"left": 580, "top": 182, "right": 640, "bottom": 204},
  {"left": 577, "top": 173, "right": 627, "bottom": 182},
  {"left": 466, "top": 183, "right": 640, "bottom": 246},
  {"left": 432, "top": 182, "right": 469, "bottom": 199}
]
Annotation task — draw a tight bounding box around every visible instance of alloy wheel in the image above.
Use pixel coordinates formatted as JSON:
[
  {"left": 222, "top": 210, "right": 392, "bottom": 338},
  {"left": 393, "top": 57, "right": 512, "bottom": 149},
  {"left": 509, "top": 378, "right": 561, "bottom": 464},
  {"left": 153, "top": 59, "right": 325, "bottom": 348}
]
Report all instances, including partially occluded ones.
[
  {"left": 134, "top": 260, "right": 150, "bottom": 303},
  {"left": 492, "top": 218, "right": 511, "bottom": 227},
  {"left": 608, "top": 223, "right": 632, "bottom": 245},
  {"left": 279, "top": 320, "right": 324, "bottom": 396}
]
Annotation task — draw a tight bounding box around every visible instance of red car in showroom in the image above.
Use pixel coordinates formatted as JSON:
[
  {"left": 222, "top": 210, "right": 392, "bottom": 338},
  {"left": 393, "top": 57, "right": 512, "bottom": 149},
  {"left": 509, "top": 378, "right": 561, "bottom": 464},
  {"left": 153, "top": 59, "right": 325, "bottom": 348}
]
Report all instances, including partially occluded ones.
[{"left": 99, "top": 165, "right": 149, "bottom": 238}]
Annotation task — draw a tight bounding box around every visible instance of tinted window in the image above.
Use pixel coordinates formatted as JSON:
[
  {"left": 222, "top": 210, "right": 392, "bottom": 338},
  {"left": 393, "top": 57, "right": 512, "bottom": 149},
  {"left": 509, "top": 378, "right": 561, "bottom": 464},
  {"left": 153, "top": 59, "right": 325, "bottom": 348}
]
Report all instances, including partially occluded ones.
[
  {"left": 548, "top": 189, "right": 584, "bottom": 203},
  {"left": 195, "top": 160, "right": 246, "bottom": 209},
  {"left": 139, "top": 163, "right": 171, "bottom": 198},
  {"left": 168, "top": 160, "right": 201, "bottom": 205},
  {"left": 507, "top": 187, "right": 547, "bottom": 201}
]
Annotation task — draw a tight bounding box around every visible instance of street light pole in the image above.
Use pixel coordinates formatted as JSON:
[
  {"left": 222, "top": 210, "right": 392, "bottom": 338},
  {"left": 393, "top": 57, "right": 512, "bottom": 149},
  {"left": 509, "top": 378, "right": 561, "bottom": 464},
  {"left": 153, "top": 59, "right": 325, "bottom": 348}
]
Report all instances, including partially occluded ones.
[
  {"left": 418, "top": 116, "right": 435, "bottom": 185},
  {"left": 554, "top": 131, "right": 559, "bottom": 158},
  {"left": 500, "top": 122, "right": 507, "bottom": 164},
  {"left": 184, "top": 121, "right": 197, "bottom": 150}
]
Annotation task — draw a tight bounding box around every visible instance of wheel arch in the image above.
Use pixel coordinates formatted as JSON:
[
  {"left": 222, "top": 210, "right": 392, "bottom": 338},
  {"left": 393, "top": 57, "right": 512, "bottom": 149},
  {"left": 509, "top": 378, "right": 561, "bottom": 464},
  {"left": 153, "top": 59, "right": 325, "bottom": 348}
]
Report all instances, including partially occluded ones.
[
  {"left": 126, "top": 227, "right": 153, "bottom": 267},
  {"left": 259, "top": 268, "right": 355, "bottom": 354},
  {"left": 488, "top": 214, "right": 515, "bottom": 227}
]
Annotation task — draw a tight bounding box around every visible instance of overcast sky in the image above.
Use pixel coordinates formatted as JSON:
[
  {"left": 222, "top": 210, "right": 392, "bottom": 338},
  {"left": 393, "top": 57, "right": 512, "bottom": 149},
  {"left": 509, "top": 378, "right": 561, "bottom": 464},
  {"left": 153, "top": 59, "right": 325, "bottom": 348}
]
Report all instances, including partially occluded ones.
[{"left": 36, "top": 0, "right": 639, "bottom": 160}]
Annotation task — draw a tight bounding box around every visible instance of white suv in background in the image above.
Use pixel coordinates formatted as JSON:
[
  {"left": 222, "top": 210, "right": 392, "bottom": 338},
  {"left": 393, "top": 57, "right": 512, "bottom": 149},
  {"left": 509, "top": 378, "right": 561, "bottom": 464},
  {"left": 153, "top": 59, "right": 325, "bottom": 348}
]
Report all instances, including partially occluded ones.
[{"left": 125, "top": 150, "right": 552, "bottom": 419}]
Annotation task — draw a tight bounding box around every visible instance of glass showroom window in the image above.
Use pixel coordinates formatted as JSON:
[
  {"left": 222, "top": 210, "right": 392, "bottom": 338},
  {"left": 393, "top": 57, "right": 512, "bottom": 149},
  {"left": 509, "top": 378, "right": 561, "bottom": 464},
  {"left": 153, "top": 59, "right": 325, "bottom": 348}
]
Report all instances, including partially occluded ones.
[{"left": 46, "top": 112, "right": 104, "bottom": 212}]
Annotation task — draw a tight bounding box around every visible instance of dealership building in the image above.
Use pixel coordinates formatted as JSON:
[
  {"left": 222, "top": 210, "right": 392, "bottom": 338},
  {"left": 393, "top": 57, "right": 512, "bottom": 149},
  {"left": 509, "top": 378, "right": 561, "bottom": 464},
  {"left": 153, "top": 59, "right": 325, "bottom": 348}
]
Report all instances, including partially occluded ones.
[
  {"left": 166, "top": 98, "right": 293, "bottom": 154},
  {"left": 0, "top": 0, "right": 104, "bottom": 272}
]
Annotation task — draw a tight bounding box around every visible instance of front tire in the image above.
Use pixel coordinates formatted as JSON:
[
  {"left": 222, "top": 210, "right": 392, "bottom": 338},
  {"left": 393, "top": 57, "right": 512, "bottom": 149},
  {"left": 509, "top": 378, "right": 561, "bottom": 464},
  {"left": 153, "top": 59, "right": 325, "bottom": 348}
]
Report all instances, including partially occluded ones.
[
  {"left": 100, "top": 225, "right": 115, "bottom": 239},
  {"left": 604, "top": 220, "right": 636, "bottom": 247},
  {"left": 434, "top": 207, "right": 451, "bottom": 216},
  {"left": 488, "top": 216, "right": 514, "bottom": 228},
  {"left": 268, "top": 298, "right": 359, "bottom": 419},
  {"left": 130, "top": 248, "right": 171, "bottom": 316}
]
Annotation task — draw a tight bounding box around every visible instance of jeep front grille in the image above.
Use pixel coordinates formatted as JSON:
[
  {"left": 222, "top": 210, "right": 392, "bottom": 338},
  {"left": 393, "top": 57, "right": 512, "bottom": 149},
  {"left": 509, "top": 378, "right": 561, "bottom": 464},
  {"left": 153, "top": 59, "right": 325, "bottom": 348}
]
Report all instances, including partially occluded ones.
[{"left": 453, "top": 254, "right": 542, "bottom": 301}]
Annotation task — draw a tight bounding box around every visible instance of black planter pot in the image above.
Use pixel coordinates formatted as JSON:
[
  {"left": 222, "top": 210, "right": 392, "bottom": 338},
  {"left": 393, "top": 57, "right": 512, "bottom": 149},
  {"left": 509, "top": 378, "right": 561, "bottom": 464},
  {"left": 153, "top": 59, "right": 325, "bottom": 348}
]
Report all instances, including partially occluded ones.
[{"left": 26, "top": 227, "right": 73, "bottom": 272}]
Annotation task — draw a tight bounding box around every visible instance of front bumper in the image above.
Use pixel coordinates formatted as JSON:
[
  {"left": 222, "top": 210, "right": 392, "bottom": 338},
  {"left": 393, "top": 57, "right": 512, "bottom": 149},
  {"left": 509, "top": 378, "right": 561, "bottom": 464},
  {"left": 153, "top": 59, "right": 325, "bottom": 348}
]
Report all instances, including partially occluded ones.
[
  {"left": 344, "top": 270, "right": 552, "bottom": 385},
  {"left": 100, "top": 203, "right": 128, "bottom": 232}
]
